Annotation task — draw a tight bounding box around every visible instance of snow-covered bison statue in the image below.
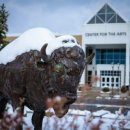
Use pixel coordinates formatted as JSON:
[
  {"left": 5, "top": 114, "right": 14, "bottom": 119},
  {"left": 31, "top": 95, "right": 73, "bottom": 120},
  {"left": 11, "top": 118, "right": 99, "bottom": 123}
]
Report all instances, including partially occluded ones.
[{"left": 0, "top": 28, "right": 94, "bottom": 130}]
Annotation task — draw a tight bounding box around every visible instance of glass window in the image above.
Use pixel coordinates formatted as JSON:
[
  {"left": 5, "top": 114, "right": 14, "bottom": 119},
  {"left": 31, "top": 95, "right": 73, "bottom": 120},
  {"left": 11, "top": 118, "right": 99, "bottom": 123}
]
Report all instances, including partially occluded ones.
[
  {"left": 116, "top": 84, "right": 119, "bottom": 87},
  {"left": 96, "top": 54, "right": 100, "bottom": 59},
  {"left": 113, "top": 54, "right": 119, "bottom": 59},
  {"left": 107, "top": 78, "right": 109, "bottom": 82},
  {"left": 98, "top": 5, "right": 106, "bottom": 14},
  {"left": 102, "top": 83, "right": 105, "bottom": 86},
  {"left": 107, "top": 54, "right": 113, "bottom": 59},
  {"left": 102, "top": 77, "right": 105, "bottom": 82},
  {"left": 96, "top": 59, "right": 101, "bottom": 64},
  {"left": 106, "top": 5, "right": 115, "bottom": 13},
  {"left": 101, "top": 53, "right": 106, "bottom": 59},
  {"left": 96, "top": 16, "right": 103, "bottom": 23},
  {"left": 114, "top": 71, "right": 117, "bottom": 76},
  {"left": 106, "top": 60, "right": 111, "bottom": 64},
  {"left": 116, "top": 78, "right": 119, "bottom": 82},
  {"left": 108, "top": 15, "right": 116, "bottom": 23},
  {"left": 111, "top": 78, "right": 114, "bottom": 82},
  {"left": 120, "top": 59, "right": 125, "bottom": 64},
  {"left": 88, "top": 16, "right": 95, "bottom": 24},
  {"left": 114, "top": 59, "right": 120, "bottom": 64},
  {"left": 98, "top": 14, "right": 105, "bottom": 22},
  {"left": 96, "top": 49, "right": 126, "bottom": 65},
  {"left": 120, "top": 53, "right": 125, "bottom": 59},
  {"left": 117, "top": 15, "right": 126, "bottom": 23},
  {"left": 101, "top": 59, "right": 106, "bottom": 64},
  {"left": 87, "top": 4, "right": 126, "bottom": 24},
  {"left": 107, "top": 49, "right": 113, "bottom": 54},
  {"left": 111, "top": 84, "right": 114, "bottom": 87},
  {"left": 106, "top": 14, "right": 114, "bottom": 22}
]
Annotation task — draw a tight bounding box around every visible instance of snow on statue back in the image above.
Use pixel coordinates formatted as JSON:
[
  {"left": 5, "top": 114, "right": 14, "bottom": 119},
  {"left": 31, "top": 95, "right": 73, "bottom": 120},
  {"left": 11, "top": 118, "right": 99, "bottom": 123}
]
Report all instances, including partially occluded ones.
[
  {"left": 0, "top": 28, "right": 94, "bottom": 130},
  {"left": 0, "top": 28, "right": 55, "bottom": 64}
]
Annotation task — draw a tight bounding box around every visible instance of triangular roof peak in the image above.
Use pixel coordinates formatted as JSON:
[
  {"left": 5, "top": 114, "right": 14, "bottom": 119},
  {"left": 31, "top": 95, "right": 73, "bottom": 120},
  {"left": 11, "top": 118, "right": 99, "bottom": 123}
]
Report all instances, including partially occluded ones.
[{"left": 86, "top": 3, "right": 127, "bottom": 24}]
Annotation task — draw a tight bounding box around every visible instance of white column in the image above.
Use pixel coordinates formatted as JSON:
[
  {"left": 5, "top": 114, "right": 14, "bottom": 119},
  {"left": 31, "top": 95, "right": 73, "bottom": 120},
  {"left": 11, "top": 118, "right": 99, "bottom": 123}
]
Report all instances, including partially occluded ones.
[
  {"left": 79, "top": 39, "right": 86, "bottom": 85},
  {"left": 125, "top": 43, "right": 130, "bottom": 85},
  {"left": 96, "top": 65, "right": 100, "bottom": 87}
]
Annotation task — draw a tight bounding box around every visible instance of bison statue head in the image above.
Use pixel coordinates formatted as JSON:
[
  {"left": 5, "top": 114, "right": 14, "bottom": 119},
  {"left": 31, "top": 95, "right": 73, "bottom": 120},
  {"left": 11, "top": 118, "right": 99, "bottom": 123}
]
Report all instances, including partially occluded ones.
[{"left": 35, "top": 39, "right": 94, "bottom": 117}]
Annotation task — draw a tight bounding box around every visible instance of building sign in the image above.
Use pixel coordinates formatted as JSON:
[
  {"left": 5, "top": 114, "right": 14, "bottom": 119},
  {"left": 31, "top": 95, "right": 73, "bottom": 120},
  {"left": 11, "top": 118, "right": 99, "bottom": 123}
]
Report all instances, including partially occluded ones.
[{"left": 85, "top": 32, "right": 127, "bottom": 37}]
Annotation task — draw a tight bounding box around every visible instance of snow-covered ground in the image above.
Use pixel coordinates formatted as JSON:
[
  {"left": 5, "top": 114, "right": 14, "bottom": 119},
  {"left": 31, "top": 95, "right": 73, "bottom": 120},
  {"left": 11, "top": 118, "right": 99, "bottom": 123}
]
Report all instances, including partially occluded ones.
[{"left": 6, "top": 104, "right": 130, "bottom": 130}]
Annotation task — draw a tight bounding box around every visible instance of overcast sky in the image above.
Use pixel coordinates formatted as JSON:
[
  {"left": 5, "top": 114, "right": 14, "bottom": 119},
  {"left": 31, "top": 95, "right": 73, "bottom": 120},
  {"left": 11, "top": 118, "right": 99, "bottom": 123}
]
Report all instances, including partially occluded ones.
[{"left": 1, "top": 0, "right": 130, "bottom": 35}]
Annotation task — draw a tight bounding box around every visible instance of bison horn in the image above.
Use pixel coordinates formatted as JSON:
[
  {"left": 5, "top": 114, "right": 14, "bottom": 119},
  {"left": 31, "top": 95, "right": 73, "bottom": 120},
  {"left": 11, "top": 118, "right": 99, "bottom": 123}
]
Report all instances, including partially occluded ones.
[
  {"left": 40, "top": 43, "right": 51, "bottom": 62},
  {"left": 85, "top": 53, "right": 95, "bottom": 64}
]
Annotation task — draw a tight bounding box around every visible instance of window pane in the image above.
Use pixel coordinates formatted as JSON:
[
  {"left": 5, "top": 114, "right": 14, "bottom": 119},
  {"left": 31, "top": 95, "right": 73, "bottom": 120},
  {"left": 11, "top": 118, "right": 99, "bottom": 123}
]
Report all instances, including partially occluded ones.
[
  {"left": 96, "top": 59, "right": 101, "bottom": 64},
  {"left": 106, "top": 5, "right": 115, "bottom": 13},
  {"left": 107, "top": 78, "right": 109, "bottom": 82},
  {"left": 108, "top": 15, "right": 116, "bottom": 23},
  {"left": 98, "top": 5, "right": 106, "bottom": 13},
  {"left": 107, "top": 54, "right": 113, "bottom": 59},
  {"left": 106, "top": 14, "right": 114, "bottom": 22},
  {"left": 102, "top": 77, "right": 105, "bottom": 82},
  {"left": 98, "top": 14, "right": 105, "bottom": 22},
  {"left": 107, "top": 49, "right": 113, "bottom": 54},
  {"left": 107, "top": 59, "right": 113, "bottom": 64},
  {"left": 96, "top": 54, "right": 100, "bottom": 59},
  {"left": 120, "top": 53, "right": 126, "bottom": 59},
  {"left": 117, "top": 15, "right": 125, "bottom": 23},
  {"left": 116, "top": 78, "right": 119, "bottom": 82},
  {"left": 96, "top": 16, "right": 103, "bottom": 23},
  {"left": 120, "top": 59, "right": 125, "bottom": 64},
  {"left": 114, "top": 59, "right": 120, "bottom": 64},
  {"left": 113, "top": 54, "right": 119, "bottom": 59},
  {"left": 88, "top": 16, "right": 95, "bottom": 24}
]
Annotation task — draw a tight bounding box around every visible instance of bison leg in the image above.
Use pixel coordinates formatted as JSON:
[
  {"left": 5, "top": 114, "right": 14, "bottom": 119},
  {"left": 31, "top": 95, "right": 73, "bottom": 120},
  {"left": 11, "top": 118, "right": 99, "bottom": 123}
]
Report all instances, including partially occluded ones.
[
  {"left": 0, "top": 93, "right": 8, "bottom": 119},
  {"left": 12, "top": 97, "right": 25, "bottom": 130},
  {"left": 32, "top": 111, "right": 45, "bottom": 130}
]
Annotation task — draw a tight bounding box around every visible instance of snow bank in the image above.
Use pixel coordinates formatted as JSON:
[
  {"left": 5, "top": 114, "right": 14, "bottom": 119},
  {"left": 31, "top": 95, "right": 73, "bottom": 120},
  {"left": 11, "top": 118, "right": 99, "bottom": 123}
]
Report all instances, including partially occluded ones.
[
  {"left": 92, "top": 110, "right": 110, "bottom": 117},
  {"left": 0, "top": 27, "right": 80, "bottom": 64},
  {"left": 68, "top": 109, "right": 91, "bottom": 116},
  {"left": 102, "top": 113, "right": 118, "bottom": 119}
]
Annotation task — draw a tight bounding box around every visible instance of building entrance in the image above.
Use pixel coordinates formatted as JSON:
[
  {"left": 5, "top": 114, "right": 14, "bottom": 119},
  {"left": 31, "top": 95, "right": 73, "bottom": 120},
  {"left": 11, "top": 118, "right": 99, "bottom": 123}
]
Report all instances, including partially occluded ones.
[{"left": 100, "top": 70, "right": 121, "bottom": 88}]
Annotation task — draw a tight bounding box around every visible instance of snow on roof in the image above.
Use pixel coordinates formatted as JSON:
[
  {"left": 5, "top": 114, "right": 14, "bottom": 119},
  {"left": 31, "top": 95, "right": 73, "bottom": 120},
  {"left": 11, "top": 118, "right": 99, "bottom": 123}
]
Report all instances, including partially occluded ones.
[{"left": 0, "top": 27, "right": 80, "bottom": 64}]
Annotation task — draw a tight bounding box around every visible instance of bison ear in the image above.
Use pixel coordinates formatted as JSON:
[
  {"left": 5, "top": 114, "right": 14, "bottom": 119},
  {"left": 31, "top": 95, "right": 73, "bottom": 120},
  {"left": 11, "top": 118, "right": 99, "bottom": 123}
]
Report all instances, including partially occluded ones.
[
  {"left": 40, "top": 43, "right": 51, "bottom": 62},
  {"left": 85, "top": 53, "right": 95, "bottom": 64}
]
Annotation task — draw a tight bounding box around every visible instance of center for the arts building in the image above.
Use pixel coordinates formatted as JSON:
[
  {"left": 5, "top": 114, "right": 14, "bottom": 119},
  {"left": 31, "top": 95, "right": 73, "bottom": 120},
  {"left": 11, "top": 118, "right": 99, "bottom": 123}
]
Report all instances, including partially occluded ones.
[{"left": 80, "top": 3, "right": 130, "bottom": 88}]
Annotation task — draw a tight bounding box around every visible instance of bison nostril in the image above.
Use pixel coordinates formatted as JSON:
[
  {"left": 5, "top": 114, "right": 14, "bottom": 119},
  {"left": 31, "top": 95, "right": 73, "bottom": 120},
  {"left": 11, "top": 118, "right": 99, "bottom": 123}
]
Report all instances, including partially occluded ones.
[
  {"left": 66, "top": 93, "right": 77, "bottom": 104},
  {"left": 48, "top": 88, "right": 57, "bottom": 97}
]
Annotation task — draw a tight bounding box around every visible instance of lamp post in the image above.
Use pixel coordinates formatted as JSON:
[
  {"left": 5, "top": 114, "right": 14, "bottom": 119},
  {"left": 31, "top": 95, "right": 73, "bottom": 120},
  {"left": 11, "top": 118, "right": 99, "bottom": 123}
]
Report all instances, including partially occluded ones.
[
  {"left": 111, "top": 62, "right": 114, "bottom": 97},
  {"left": 118, "top": 63, "right": 120, "bottom": 95}
]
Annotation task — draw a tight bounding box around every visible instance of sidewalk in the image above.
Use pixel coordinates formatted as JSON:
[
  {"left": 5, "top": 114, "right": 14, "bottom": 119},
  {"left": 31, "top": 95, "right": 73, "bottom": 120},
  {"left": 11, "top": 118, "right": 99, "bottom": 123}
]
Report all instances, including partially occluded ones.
[{"left": 71, "top": 86, "right": 130, "bottom": 112}]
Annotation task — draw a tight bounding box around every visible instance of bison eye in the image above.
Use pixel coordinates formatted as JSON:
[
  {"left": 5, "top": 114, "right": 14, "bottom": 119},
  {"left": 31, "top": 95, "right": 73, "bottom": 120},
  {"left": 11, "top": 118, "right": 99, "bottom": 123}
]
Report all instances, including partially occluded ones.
[
  {"left": 36, "top": 61, "right": 46, "bottom": 70},
  {"left": 54, "top": 64, "right": 64, "bottom": 73}
]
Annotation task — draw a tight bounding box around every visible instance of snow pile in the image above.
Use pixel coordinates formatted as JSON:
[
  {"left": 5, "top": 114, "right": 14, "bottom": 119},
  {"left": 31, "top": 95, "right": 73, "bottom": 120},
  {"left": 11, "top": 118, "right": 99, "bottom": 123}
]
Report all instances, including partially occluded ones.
[
  {"left": 68, "top": 109, "right": 91, "bottom": 116},
  {"left": 92, "top": 110, "right": 110, "bottom": 117},
  {"left": 102, "top": 113, "right": 118, "bottom": 119},
  {"left": 6, "top": 104, "right": 130, "bottom": 130},
  {"left": 0, "top": 27, "right": 80, "bottom": 64}
]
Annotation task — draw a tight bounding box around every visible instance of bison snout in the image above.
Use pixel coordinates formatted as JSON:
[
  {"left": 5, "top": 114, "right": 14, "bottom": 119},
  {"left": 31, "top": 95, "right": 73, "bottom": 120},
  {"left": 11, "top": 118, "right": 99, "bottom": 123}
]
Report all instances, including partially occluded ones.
[{"left": 53, "top": 94, "right": 77, "bottom": 118}]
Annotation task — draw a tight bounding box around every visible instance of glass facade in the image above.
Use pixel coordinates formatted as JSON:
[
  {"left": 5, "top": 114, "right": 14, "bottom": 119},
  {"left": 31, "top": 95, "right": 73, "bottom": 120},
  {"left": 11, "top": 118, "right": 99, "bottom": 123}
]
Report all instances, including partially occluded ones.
[
  {"left": 100, "top": 70, "right": 121, "bottom": 76},
  {"left": 96, "top": 49, "right": 126, "bottom": 64},
  {"left": 87, "top": 3, "right": 126, "bottom": 24}
]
